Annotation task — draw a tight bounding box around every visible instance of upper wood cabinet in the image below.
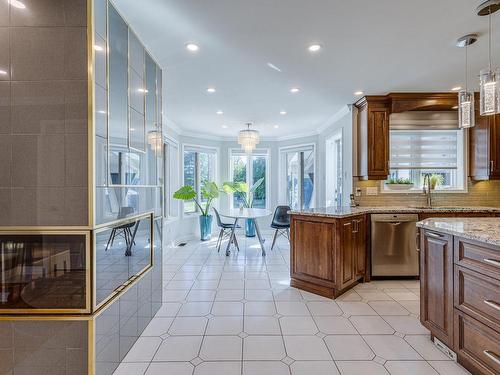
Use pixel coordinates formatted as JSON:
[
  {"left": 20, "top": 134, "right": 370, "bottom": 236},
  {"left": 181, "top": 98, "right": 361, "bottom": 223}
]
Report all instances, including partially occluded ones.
[
  {"left": 355, "top": 93, "right": 459, "bottom": 181},
  {"left": 469, "top": 99, "right": 500, "bottom": 180},
  {"left": 355, "top": 96, "right": 390, "bottom": 180}
]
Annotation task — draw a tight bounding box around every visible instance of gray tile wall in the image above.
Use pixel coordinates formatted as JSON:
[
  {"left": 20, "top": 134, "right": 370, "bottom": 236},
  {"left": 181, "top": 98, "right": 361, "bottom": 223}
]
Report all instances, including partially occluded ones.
[{"left": 0, "top": 0, "right": 89, "bottom": 226}]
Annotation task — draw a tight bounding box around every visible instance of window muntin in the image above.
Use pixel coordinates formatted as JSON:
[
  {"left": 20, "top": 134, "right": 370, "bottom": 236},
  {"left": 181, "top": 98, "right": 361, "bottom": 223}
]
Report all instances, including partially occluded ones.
[
  {"left": 183, "top": 147, "right": 217, "bottom": 213},
  {"left": 229, "top": 150, "right": 268, "bottom": 209}
]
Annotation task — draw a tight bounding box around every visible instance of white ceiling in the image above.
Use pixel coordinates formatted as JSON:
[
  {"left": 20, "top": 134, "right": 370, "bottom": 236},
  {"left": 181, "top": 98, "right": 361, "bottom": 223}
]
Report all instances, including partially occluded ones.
[{"left": 113, "top": 0, "right": 500, "bottom": 139}]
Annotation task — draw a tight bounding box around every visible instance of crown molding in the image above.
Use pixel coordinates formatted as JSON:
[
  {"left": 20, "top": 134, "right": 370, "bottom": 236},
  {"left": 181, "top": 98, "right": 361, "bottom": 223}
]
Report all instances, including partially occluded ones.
[{"left": 316, "top": 105, "right": 352, "bottom": 133}]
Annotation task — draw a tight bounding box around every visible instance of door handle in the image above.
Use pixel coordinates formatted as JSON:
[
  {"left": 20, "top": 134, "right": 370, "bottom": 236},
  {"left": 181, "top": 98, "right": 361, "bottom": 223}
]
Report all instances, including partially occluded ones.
[
  {"left": 389, "top": 222, "right": 402, "bottom": 226},
  {"left": 484, "top": 300, "right": 500, "bottom": 312},
  {"left": 483, "top": 258, "right": 500, "bottom": 268},
  {"left": 416, "top": 232, "right": 421, "bottom": 252},
  {"left": 483, "top": 350, "right": 500, "bottom": 365}
]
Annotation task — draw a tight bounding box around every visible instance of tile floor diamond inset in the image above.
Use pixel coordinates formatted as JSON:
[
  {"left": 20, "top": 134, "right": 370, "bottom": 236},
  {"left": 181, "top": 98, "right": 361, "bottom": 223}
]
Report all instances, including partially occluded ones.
[{"left": 115, "top": 234, "right": 470, "bottom": 375}]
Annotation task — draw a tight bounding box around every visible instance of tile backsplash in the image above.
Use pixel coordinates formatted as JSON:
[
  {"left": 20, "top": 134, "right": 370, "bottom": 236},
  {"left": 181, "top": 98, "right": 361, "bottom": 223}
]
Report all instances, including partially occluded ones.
[{"left": 353, "top": 179, "right": 500, "bottom": 207}]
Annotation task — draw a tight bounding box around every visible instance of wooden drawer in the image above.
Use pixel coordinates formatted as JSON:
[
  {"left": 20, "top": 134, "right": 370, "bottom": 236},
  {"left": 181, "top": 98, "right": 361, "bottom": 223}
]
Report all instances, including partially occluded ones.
[
  {"left": 455, "top": 265, "right": 500, "bottom": 331},
  {"left": 454, "top": 238, "right": 500, "bottom": 279},
  {"left": 455, "top": 310, "right": 500, "bottom": 375}
]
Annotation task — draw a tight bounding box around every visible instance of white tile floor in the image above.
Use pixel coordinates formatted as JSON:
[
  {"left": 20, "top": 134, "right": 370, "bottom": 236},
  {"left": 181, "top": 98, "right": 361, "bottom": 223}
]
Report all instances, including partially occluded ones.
[{"left": 114, "top": 233, "right": 471, "bottom": 375}]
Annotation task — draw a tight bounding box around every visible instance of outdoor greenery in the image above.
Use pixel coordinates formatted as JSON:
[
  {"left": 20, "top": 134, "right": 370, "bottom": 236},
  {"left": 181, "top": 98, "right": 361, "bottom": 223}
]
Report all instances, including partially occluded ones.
[
  {"left": 232, "top": 156, "right": 266, "bottom": 208},
  {"left": 173, "top": 181, "right": 220, "bottom": 216},
  {"left": 223, "top": 177, "right": 265, "bottom": 208},
  {"left": 428, "top": 173, "right": 444, "bottom": 189},
  {"left": 386, "top": 177, "right": 413, "bottom": 185}
]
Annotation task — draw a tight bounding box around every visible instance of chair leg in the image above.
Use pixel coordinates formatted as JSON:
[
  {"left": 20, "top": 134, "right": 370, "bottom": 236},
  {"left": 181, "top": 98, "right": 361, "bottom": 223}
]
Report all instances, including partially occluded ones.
[
  {"left": 271, "top": 229, "right": 279, "bottom": 251},
  {"left": 233, "top": 234, "right": 240, "bottom": 252},
  {"left": 216, "top": 229, "right": 223, "bottom": 253},
  {"left": 105, "top": 228, "right": 115, "bottom": 251}
]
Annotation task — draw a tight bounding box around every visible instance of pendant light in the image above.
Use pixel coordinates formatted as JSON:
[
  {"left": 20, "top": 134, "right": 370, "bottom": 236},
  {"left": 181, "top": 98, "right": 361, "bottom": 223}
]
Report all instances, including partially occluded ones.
[
  {"left": 238, "top": 123, "right": 260, "bottom": 153},
  {"left": 457, "top": 34, "right": 477, "bottom": 128},
  {"left": 477, "top": 0, "right": 500, "bottom": 115}
]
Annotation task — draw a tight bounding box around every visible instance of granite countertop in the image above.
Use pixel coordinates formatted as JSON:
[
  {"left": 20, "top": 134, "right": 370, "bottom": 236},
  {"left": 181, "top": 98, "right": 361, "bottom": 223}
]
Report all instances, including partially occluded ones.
[
  {"left": 289, "top": 206, "right": 500, "bottom": 218},
  {"left": 416, "top": 218, "right": 500, "bottom": 247}
]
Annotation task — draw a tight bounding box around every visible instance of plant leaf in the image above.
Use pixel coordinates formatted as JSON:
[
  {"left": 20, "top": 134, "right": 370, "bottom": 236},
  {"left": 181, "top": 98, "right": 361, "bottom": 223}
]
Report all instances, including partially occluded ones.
[
  {"left": 173, "top": 185, "right": 197, "bottom": 200},
  {"left": 249, "top": 177, "right": 264, "bottom": 193}
]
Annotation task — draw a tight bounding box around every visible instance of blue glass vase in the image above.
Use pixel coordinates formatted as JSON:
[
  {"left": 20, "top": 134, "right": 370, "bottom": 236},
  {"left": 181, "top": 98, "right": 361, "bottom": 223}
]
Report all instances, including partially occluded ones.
[
  {"left": 245, "top": 218, "right": 256, "bottom": 237},
  {"left": 199, "top": 215, "right": 213, "bottom": 241}
]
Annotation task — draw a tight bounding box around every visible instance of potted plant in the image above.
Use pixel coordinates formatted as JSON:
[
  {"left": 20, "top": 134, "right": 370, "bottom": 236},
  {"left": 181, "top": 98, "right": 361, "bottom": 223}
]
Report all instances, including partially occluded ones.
[
  {"left": 173, "top": 181, "right": 220, "bottom": 241},
  {"left": 385, "top": 177, "right": 414, "bottom": 190},
  {"left": 223, "top": 177, "right": 264, "bottom": 237}
]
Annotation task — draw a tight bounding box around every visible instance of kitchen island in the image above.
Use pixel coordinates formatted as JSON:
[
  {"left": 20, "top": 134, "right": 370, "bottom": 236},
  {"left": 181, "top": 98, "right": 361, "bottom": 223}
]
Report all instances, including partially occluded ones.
[
  {"left": 289, "top": 207, "right": 500, "bottom": 299},
  {"left": 417, "top": 218, "right": 500, "bottom": 375}
]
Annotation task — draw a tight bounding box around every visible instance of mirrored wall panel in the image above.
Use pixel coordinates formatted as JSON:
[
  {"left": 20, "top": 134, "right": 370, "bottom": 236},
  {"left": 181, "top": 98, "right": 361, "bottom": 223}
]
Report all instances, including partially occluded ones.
[
  {"left": 0, "top": 233, "right": 88, "bottom": 311},
  {"left": 94, "top": 214, "right": 152, "bottom": 307},
  {"left": 94, "top": 1, "right": 163, "bottom": 226}
]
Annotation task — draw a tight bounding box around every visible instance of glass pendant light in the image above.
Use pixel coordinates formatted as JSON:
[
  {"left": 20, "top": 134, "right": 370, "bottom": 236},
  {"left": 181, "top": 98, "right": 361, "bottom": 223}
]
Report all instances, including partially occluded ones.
[
  {"left": 477, "top": 1, "right": 500, "bottom": 115},
  {"left": 238, "top": 123, "right": 260, "bottom": 153},
  {"left": 457, "top": 34, "right": 477, "bottom": 128}
]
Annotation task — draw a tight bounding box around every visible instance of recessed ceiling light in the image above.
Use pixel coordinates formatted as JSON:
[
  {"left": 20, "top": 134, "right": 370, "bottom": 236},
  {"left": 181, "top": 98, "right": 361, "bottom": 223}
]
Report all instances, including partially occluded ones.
[
  {"left": 221, "top": 125, "right": 228, "bottom": 128},
  {"left": 216, "top": 110, "right": 223, "bottom": 115},
  {"left": 137, "top": 88, "right": 148, "bottom": 93},
  {"left": 274, "top": 124, "right": 280, "bottom": 128},
  {"left": 280, "top": 111, "right": 287, "bottom": 115},
  {"left": 308, "top": 44, "right": 322, "bottom": 52},
  {"left": 97, "top": 110, "right": 107, "bottom": 114},
  {"left": 185, "top": 42, "right": 199, "bottom": 52},
  {"left": 452, "top": 106, "right": 458, "bottom": 109},
  {"left": 267, "top": 62, "right": 282, "bottom": 72},
  {"left": 207, "top": 87, "right": 216, "bottom": 93},
  {"left": 8, "top": 0, "right": 26, "bottom": 9},
  {"left": 354, "top": 91, "right": 364, "bottom": 96},
  {"left": 93, "top": 45, "right": 104, "bottom": 52},
  {"left": 0, "top": 70, "right": 7, "bottom": 75},
  {"left": 290, "top": 87, "right": 300, "bottom": 93},
  {"left": 451, "top": 86, "right": 462, "bottom": 91}
]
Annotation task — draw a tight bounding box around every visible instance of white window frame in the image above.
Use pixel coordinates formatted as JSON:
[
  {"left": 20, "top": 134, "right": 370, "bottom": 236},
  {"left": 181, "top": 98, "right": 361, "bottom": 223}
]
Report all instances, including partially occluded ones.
[
  {"left": 228, "top": 148, "right": 271, "bottom": 210},
  {"left": 325, "top": 129, "right": 343, "bottom": 206},
  {"left": 381, "top": 129, "right": 468, "bottom": 194},
  {"left": 181, "top": 143, "right": 219, "bottom": 215},
  {"left": 279, "top": 143, "right": 316, "bottom": 209},
  {"left": 163, "top": 134, "right": 180, "bottom": 219}
]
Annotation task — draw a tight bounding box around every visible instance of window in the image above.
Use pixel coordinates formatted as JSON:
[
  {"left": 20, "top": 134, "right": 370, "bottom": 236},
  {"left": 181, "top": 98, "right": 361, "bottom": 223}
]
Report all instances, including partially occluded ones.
[
  {"left": 163, "top": 140, "right": 180, "bottom": 218},
  {"left": 281, "top": 145, "right": 315, "bottom": 210},
  {"left": 229, "top": 150, "right": 268, "bottom": 209},
  {"left": 325, "top": 130, "right": 343, "bottom": 206},
  {"left": 387, "top": 128, "right": 465, "bottom": 191},
  {"left": 183, "top": 146, "right": 217, "bottom": 213}
]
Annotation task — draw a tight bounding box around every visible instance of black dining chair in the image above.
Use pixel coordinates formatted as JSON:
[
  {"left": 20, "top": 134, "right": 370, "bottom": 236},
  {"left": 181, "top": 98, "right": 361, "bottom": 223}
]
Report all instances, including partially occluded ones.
[
  {"left": 213, "top": 208, "right": 240, "bottom": 253},
  {"left": 270, "top": 205, "right": 291, "bottom": 250},
  {"left": 105, "top": 207, "right": 137, "bottom": 253}
]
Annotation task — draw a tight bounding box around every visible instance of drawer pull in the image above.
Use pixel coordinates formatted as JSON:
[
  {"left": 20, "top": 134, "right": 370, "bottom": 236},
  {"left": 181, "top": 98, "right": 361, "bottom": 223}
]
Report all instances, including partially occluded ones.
[
  {"left": 484, "top": 300, "right": 500, "bottom": 312},
  {"left": 483, "top": 258, "right": 500, "bottom": 268},
  {"left": 483, "top": 350, "right": 500, "bottom": 365}
]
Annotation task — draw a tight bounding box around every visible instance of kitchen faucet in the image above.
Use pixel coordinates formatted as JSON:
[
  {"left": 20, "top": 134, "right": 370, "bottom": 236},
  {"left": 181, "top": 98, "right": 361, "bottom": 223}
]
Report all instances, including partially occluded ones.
[{"left": 422, "top": 173, "right": 432, "bottom": 208}]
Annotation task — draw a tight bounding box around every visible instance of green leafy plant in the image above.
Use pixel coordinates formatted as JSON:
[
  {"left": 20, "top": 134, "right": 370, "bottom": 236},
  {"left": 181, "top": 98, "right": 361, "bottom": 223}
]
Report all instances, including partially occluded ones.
[
  {"left": 386, "top": 177, "right": 413, "bottom": 185},
  {"left": 173, "top": 181, "right": 220, "bottom": 216},
  {"left": 428, "top": 174, "right": 444, "bottom": 190},
  {"left": 222, "top": 177, "right": 264, "bottom": 208}
]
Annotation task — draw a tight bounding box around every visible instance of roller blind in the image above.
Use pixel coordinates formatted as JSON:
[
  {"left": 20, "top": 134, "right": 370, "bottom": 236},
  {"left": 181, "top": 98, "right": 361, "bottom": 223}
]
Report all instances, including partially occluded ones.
[{"left": 390, "top": 130, "right": 458, "bottom": 170}]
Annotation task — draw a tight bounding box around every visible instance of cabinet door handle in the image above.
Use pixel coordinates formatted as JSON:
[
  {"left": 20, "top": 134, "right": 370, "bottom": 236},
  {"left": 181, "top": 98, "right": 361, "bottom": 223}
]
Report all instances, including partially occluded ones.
[
  {"left": 416, "top": 232, "right": 421, "bottom": 252},
  {"left": 483, "top": 258, "right": 500, "bottom": 268},
  {"left": 484, "top": 300, "right": 500, "bottom": 312},
  {"left": 491, "top": 160, "right": 495, "bottom": 173},
  {"left": 483, "top": 350, "right": 500, "bottom": 365}
]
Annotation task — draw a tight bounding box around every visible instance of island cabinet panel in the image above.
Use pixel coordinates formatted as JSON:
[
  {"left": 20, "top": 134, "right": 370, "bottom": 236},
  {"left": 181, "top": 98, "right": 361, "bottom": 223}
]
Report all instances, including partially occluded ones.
[
  {"left": 420, "top": 230, "right": 454, "bottom": 348},
  {"left": 291, "top": 217, "right": 335, "bottom": 284},
  {"left": 290, "top": 214, "right": 367, "bottom": 299}
]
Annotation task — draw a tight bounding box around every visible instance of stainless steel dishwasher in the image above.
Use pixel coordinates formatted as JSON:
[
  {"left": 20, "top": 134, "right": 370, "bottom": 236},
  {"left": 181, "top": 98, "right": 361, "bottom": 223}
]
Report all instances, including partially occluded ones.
[{"left": 371, "top": 214, "right": 419, "bottom": 277}]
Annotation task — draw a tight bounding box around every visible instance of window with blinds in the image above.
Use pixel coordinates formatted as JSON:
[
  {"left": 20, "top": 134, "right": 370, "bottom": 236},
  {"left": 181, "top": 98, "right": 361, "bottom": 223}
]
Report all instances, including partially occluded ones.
[{"left": 390, "top": 130, "right": 458, "bottom": 170}]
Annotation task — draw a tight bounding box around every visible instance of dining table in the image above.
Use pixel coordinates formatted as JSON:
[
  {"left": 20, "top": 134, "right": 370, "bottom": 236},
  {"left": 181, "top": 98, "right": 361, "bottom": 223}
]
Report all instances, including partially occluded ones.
[{"left": 218, "top": 208, "right": 273, "bottom": 256}]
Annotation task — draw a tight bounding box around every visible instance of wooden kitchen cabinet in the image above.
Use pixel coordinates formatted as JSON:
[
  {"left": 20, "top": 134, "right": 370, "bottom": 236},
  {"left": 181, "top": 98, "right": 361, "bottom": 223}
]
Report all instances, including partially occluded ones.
[
  {"left": 355, "top": 96, "right": 390, "bottom": 180},
  {"left": 470, "top": 110, "right": 500, "bottom": 180},
  {"left": 290, "top": 214, "right": 367, "bottom": 298},
  {"left": 420, "top": 229, "right": 454, "bottom": 348}
]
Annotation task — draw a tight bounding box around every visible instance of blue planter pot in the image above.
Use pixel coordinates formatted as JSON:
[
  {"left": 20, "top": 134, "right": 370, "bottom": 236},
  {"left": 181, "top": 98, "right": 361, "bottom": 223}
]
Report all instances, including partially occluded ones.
[
  {"left": 199, "top": 215, "right": 213, "bottom": 241},
  {"left": 245, "top": 218, "right": 256, "bottom": 237}
]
